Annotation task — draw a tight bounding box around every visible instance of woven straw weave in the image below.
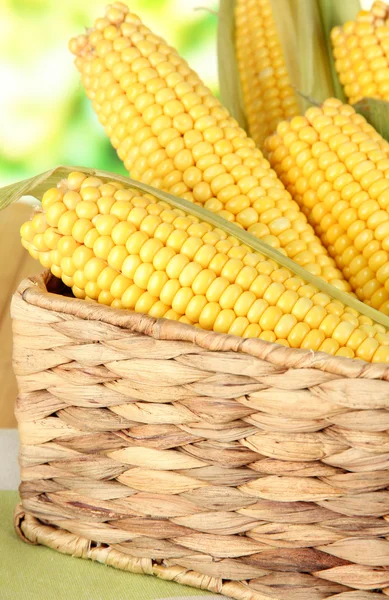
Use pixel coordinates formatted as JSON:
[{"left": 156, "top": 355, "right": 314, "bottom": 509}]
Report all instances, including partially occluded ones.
[{"left": 12, "top": 272, "right": 389, "bottom": 600}]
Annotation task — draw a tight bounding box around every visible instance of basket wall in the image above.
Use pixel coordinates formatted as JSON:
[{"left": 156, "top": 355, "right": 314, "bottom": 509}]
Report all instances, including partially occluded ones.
[{"left": 12, "top": 272, "right": 389, "bottom": 600}]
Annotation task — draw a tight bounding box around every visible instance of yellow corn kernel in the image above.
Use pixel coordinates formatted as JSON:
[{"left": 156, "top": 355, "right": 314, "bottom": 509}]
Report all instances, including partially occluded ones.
[
  {"left": 76, "top": 200, "right": 100, "bottom": 220},
  {"left": 72, "top": 218, "right": 94, "bottom": 243},
  {"left": 42, "top": 187, "right": 64, "bottom": 210},
  {"left": 97, "top": 266, "right": 118, "bottom": 291},
  {"left": 93, "top": 235, "right": 115, "bottom": 260},
  {"left": 72, "top": 285, "right": 86, "bottom": 299},
  {"left": 38, "top": 251, "right": 52, "bottom": 269},
  {"left": 85, "top": 280, "right": 101, "bottom": 299},
  {"left": 20, "top": 220, "right": 36, "bottom": 243},
  {"left": 46, "top": 202, "right": 67, "bottom": 227},
  {"left": 57, "top": 236, "right": 79, "bottom": 258}
]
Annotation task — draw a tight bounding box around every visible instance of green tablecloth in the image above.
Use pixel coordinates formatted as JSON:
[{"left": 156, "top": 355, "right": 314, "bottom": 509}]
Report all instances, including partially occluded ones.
[{"left": 0, "top": 492, "right": 230, "bottom": 600}]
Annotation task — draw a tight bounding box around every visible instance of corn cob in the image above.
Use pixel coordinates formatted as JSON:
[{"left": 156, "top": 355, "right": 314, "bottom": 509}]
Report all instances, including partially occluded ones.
[
  {"left": 69, "top": 3, "right": 351, "bottom": 294},
  {"left": 235, "top": 0, "right": 299, "bottom": 148},
  {"left": 20, "top": 170, "right": 389, "bottom": 363},
  {"left": 265, "top": 97, "right": 389, "bottom": 315},
  {"left": 331, "top": 1, "right": 389, "bottom": 105}
]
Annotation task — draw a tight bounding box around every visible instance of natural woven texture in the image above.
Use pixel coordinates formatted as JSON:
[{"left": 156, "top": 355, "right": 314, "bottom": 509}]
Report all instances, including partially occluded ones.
[
  {"left": 2, "top": 493, "right": 231, "bottom": 600},
  {"left": 12, "top": 272, "right": 389, "bottom": 600}
]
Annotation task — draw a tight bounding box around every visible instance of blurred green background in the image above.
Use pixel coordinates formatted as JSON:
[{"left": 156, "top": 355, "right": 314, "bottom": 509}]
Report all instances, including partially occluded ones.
[{"left": 0, "top": 0, "right": 218, "bottom": 186}]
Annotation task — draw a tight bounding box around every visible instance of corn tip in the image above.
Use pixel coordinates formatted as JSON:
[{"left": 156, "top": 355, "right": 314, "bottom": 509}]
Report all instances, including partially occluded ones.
[
  {"left": 105, "top": 5, "right": 126, "bottom": 25},
  {"left": 68, "top": 34, "right": 89, "bottom": 55},
  {"left": 112, "top": 2, "right": 129, "bottom": 12}
]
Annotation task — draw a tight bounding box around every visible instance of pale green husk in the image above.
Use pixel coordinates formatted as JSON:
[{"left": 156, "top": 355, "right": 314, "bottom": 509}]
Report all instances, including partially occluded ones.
[
  {"left": 217, "top": 0, "right": 247, "bottom": 130},
  {"left": 271, "top": 0, "right": 335, "bottom": 112},
  {"left": 354, "top": 97, "right": 389, "bottom": 143},
  {"left": 2, "top": 165, "right": 389, "bottom": 329},
  {"left": 318, "top": 0, "right": 360, "bottom": 102}
]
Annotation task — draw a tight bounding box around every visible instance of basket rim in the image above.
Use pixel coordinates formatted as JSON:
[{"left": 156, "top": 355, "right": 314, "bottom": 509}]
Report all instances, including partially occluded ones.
[{"left": 13, "top": 270, "right": 389, "bottom": 381}]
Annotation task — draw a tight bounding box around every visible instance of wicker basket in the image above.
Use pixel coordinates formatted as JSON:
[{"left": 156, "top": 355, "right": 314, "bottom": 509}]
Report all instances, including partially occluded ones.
[{"left": 12, "top": 271, "right": 389, "bottom": 600}]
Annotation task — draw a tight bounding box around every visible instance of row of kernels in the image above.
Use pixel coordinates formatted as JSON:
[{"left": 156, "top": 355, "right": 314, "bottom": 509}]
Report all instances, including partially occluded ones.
[{"left": 235, "top": 0, "right": 299, "bottom": 147}]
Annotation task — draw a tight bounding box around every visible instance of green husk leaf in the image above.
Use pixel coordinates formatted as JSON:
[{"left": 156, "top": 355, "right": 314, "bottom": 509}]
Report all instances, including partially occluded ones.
[
  {"left": 318, "top": 0, "right": 361, "bottom": 102},
  {"left": 2, "top": 165, "right": 389, "bottom": 330},
  {"left": 271, "top": 0, "right": 335, "bottom": 112},
  {"left": 217, "top": 0, "right": 247, "bottom": 130},
  {"left": 0, "top": 167, "right": 62, "bottom": 212},
  {"left": 353, "top": 97, "right": 389, "bottom": 144}
]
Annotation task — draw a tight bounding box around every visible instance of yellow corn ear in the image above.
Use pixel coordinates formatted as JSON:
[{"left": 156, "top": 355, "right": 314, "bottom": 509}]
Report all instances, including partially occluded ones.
[
  {"left": 265, "top": 97, "right": 389, "bottom": 315},
  {"left": 68, "top": 3, "right": 351, "bottom": 294},
  {"left": 20, "top": 170, "right": 389, "bottom": 363},
  {"left": 331, "top": 0, "right": 389, "bottom": 105}
]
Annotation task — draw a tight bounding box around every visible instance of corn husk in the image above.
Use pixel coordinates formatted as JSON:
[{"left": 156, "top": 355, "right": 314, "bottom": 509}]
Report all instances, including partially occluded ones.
[
  {"left": 318, "top": 0, "right": 360, "bottom": 102},
  {"left": 353, "top": 97, "right": 389, "bottom": 143},
  {"left": 2, "top": 165, "right": 389, "bottom": 330},
  {"left": 271, "top": 0, "right": 336, "bottom": 112},
  {"left": 217, "top": 0, "right": 247, "bottom": 130}
]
